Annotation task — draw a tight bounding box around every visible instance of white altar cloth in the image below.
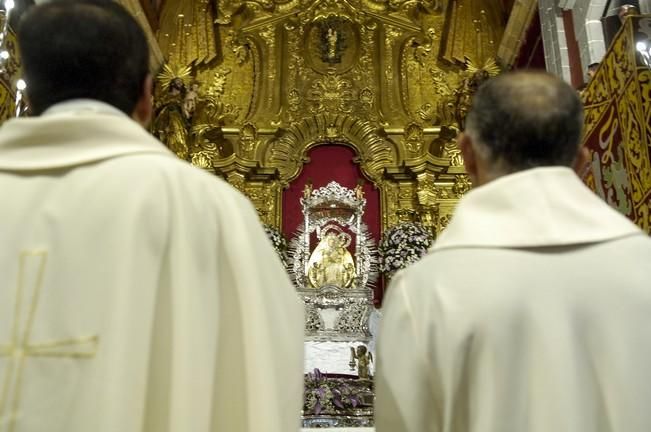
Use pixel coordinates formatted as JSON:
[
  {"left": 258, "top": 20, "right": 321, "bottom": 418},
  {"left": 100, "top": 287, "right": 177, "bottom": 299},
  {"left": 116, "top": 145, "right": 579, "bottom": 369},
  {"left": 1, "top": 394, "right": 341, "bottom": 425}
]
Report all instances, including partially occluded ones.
[
  {"left": 304, "top": 341, "right": 375, "bottom": 375},
  {"left": 302, "top": 428, "right": 374, "bottom": 432},
  {"left": 304, "top": 309, "right": 381, "bottom": 374}
]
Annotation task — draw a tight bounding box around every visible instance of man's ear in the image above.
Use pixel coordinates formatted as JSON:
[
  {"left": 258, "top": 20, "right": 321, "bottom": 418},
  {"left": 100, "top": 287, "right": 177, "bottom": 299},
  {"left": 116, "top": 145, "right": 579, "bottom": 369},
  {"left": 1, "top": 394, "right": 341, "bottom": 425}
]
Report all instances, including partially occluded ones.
[
  {"left": 132, "top": 74, "right": 153, "bottom": 127},
  {"left": 572, "top": 145, "right": 590, "bottom": 176},
  {"left": 459, "top": 132, "right": 478, "bottom": 184}
]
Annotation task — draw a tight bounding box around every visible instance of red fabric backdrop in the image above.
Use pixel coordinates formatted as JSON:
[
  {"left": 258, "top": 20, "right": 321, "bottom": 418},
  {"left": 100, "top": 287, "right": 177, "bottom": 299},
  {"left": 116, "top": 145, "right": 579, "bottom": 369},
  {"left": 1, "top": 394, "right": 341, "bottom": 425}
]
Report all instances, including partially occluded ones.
[{"left": 282, "top": 144, "right": 383, "bottom": 304}]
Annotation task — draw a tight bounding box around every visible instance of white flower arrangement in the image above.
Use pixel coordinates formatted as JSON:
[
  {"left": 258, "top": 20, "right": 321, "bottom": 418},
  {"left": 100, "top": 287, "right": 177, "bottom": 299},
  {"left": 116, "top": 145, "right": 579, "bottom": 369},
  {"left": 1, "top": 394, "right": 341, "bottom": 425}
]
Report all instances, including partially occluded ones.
[
  {"left": 379, "top": 222, "right": 434, "bottom": 278},
  {"left": 263, "top": 224, "right": 289, "bottom": 269}
]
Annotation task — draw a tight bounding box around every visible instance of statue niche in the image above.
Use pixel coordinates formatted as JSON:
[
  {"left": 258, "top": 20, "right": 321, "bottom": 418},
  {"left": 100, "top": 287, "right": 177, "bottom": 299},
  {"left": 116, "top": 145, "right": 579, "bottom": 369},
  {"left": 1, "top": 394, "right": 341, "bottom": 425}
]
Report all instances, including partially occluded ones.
[
  {"left": 305, "top": 16, "right": 359, "bottom": 75},
  {"left": 290, "top": 181, "right": 377, "bottom": 341}
]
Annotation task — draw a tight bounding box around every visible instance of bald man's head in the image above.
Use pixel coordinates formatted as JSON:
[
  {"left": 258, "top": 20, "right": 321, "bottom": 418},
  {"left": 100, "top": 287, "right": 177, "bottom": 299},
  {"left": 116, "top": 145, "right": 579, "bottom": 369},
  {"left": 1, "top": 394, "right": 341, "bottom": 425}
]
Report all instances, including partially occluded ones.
[{"left": 464, "top": 71, "right": 584, "bottom": 175}]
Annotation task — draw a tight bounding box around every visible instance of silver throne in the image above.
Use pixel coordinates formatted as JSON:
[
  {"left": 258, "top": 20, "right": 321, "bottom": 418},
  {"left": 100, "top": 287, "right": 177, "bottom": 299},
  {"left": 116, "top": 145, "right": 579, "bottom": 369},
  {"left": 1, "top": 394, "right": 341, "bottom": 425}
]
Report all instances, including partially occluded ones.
[
  {"left": 291, "top": 181, "right": 378, "bottom": 428},
  {"left": 291, "top": 181, "right": 377, "bottom": 343}
]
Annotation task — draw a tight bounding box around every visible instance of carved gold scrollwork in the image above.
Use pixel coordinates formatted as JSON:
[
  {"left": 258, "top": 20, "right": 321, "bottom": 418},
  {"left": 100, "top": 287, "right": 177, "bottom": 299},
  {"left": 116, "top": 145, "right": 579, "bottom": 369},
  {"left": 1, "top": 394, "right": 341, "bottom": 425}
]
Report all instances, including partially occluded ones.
[
  {"left": 359, "top": 0, "right": 441, "bottom": 15},
  {"left": 265, "top": 114, "right": 396, "bottom": 182},
  {"left": 288, "top": 89, "right": 302, "bottom": 114},
  {"left": 227, "top": 30, "right": 251, "bottom": 65},
  {"left": 415, "top": 173, "right": 437, "bottom": 206},
  {"left": 238, "top": 122, "right": 261, "bottom": 158},
  {"left": 402, "top": 122, "right": 424, "bottom": 154},
  {"left": 411, "top": 27, "right": 437, "bottom": 65},
  {"left": 151, "top": 0, "right": 506, "bottom": 233},
  {"left": 306, "top": 72, "right": 356, "bottom": 113},
  {"left": 452, "top": 174, "right": 471, "bottom": 197},
  {"left": 359, "top": 87, "right": 374, "bottom": 111},
  {"left": 415, "top": 172, "right": 440, "bottom": 235}
]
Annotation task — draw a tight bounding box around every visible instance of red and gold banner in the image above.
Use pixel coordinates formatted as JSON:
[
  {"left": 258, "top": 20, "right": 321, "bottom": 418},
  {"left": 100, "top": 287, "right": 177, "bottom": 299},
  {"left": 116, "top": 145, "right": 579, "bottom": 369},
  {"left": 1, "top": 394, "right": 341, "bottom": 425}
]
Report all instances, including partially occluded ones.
[{"left": 583, "top": 16, "right": 651, "bottom": 233}]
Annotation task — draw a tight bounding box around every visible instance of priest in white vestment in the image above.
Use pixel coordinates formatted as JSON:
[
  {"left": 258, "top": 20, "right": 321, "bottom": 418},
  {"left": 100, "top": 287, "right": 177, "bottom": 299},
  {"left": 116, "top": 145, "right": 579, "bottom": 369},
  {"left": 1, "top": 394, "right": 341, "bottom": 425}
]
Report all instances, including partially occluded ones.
[
  {"left": 0, "top": 2, "right": 303, "bottom": 432},
  {"left": 376, "top": 71, "right": 651, "bottom": 432}
]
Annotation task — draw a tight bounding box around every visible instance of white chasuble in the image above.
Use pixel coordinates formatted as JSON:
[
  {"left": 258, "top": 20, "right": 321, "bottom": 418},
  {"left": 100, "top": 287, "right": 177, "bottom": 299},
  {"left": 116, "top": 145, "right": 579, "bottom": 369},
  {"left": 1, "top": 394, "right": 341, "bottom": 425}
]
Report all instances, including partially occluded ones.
[
  {"left": 0, "top": 100, "right": 304, "bottom": 432},
  {"left": 376, "top": 167, "right": 651, "bottom": 432}
]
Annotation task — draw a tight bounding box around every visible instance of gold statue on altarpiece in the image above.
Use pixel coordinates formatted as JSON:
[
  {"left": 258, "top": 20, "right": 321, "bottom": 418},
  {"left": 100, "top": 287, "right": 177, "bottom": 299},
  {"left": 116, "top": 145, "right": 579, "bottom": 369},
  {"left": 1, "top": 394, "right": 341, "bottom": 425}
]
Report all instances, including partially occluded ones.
[
  {"left": 153, "top": 64, "right": 193, "bottom": 160},
  {"left": 307, "top": 228, "right": 356, "bottom": 289}
]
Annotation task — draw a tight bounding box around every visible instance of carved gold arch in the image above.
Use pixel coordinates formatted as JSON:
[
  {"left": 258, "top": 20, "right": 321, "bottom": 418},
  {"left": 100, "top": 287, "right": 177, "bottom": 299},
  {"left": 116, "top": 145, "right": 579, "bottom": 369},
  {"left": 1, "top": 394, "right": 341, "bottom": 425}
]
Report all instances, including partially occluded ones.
[{"left": 263, "top": 114, "right": 397, "bottom": 183}]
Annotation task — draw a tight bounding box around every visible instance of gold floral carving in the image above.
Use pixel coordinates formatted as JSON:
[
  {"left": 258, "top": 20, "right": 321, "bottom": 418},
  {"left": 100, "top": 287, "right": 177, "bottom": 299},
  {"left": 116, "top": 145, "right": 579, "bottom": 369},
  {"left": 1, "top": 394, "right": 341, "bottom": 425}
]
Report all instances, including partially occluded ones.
[{"left": 307, "top": 72, "right": 356, "bottom": 113}]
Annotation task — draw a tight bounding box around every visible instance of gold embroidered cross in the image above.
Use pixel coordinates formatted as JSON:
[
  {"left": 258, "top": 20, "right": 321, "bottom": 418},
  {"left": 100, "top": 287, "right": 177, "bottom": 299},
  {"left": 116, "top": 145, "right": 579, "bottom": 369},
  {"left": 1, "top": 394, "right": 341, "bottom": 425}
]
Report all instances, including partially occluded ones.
[{"left": 0, "top": 250, "right": 98, "bottom": 432}]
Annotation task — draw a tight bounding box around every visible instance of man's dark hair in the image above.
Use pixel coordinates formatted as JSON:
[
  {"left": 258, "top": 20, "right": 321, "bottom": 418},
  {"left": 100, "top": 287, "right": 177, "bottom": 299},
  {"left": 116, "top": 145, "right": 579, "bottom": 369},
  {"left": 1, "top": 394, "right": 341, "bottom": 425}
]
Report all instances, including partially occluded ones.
[
  {"left": 17, "top": 0, "right": 149, "bottom": 115},
  {"left": 465, "top": 71, "right": 584, "bottom": 172}
]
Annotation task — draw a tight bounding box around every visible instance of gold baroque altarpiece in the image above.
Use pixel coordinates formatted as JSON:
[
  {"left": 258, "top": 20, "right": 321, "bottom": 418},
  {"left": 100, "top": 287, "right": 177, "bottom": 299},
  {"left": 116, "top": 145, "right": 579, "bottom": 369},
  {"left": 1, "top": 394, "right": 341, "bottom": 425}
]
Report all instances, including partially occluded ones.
[{"left": 153, "top": 0, "right": 505, "bottom": 235}]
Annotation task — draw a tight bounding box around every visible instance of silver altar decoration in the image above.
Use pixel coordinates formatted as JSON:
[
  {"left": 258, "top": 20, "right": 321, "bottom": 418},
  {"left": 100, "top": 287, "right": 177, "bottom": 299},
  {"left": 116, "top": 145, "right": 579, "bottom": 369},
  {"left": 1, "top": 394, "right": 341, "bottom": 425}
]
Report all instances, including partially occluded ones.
[{"left": 289, "top": 181, "right": 378, "bottom": 342}]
